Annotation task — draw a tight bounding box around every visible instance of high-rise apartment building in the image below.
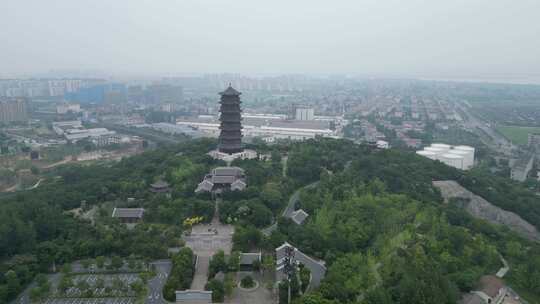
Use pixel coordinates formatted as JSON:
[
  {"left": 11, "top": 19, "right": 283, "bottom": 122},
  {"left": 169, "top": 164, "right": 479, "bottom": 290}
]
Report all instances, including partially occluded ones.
[{"left": 0, "top": 98, "right": 28, "bottom": 123}]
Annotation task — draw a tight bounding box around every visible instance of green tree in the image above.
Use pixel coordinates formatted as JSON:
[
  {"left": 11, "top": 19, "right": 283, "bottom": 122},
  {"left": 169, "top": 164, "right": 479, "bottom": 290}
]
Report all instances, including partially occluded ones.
[
  {"left": 58, "top": 276, "right": 73, "bottom": 294},
  {"left": 209, "top": 250, "right": 227, "bottom": 278},
  {"left": 36, "top": 274, "right": 48, "bottom": 287},
  {"left": 29, "top": 287, "right": 42, "bottom": 302},
  {"left": 81, "top": 259, "right": 91, "bottom": 269},
  {"left": 240, "top": 276, "right": 255, "bottom": 288},
  {"left": 111, "top": 256, "right": 123, "bottom": 270},
  {"left": 61, "top": 263, "right": 72, "bottom": 274},
  {"left": 228, "top": 251, "right": 240, "bottom": 272},
  {"left": 5, "top": 270, "right": 20, "bottom": 299},
  {"left": 261, "top": 255, "right": 275, "bottom": 275},
  {"left": 224, "top": 273, "right": 235, "bottom": 297},
  {"left": 206, "top": 279, "right": 224, "bottom": 302},
  {"left": 96, "top": 256, "right": 106, "bottom": 268},
  {"left": 296, "top": 293, "right": 339, "bottom": 304},
  {"left": 96, "top": 277, "right": 105, "bottom": 289},
  {"left": 299, "top": 266, "right": 310, "bottom": 292},
  {"left": 0, "top": 285, "right": 9, "bottom": 303},
  {"left": 130, "top": 281, "right": 145, "bottom": 296},
  {"left": 76, "top": 279, "right": 90, "bottom": 294}
]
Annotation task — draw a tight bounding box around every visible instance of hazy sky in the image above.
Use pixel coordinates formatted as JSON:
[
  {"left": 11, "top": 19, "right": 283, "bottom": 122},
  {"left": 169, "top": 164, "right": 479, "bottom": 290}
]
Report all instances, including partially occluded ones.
[{"left": 2, "top": 0, "right": 540, "bottom": 80}]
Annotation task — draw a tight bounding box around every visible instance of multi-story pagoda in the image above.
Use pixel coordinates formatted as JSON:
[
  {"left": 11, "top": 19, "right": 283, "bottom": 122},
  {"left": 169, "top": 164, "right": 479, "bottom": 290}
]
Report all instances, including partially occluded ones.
[{"left": 218, "top": 85, "right": 243, "bottom": 154}]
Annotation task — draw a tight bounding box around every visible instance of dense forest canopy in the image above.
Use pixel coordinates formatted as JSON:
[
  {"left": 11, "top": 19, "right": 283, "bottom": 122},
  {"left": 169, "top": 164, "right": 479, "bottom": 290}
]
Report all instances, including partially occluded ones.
[
  {"left": 279, "top": 138, "right": 540, "bottom": 303},
  {"left": 1, "top": 137, "right": 540, "bottom": 303}
]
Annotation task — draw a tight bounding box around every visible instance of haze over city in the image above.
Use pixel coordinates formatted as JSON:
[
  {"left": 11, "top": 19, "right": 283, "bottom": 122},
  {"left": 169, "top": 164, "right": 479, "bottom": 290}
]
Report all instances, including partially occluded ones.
[
  {"left": 2, "top": 0, "right": 540, "bottom": 82},
  {"left": 4, "top": 1, "right": 540, "bottom": 304}
]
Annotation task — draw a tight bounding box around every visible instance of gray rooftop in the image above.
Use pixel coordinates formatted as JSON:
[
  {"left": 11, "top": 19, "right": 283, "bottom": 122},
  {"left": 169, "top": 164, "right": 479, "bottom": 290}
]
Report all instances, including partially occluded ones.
[
  {"left": 212, "top": 166, "right": 244, "bottom": 176},
  {"left": 196, "top": 166, "right": 247, "bottom": 193},
  {"left": 178, "top": 115, "right": 330, "bottom": 130},
  {"left": 175, "top": 290, "right": 212, "bottom": 303},
  {"left": 290, "top": 209, "right": 309, "bottom": 225},
  {"left": 276, "top": 242, "right": 326, "bottom": 288},
  {"left": 219, "top": 85, "right": 241, "bottom": 96},
  {"left": 195, "top": 179, "right": 214, "bottom": 193},
  {"left": 212, "top": 175, "right": 237, "bottom": 184},
  {"left": 112, "top": 208, "right": 144, "bottom": 218},
  {"left": 231, "top": 179, "right": 247, "bottom": 191}
]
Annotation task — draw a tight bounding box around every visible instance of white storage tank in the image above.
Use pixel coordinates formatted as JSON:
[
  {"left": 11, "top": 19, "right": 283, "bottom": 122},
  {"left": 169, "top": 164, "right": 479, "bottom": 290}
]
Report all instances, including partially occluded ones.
[
  {"left": 452, "top": 145, "right": 475, "bottom": 169},
  {"left": 440, "top": 153, "right": 464, "bottom": 169},
  {"left": 416, "top": 150, "right": 439, "bottom": 160},
  {"left": 431, "top": 143, "right": 452, "bottom": 151},
  {"left": 424, "top": 147, "right": 446, "bottom": 154},
  {"left": 448, "top": 149, "right": 472, "bottom": 169},
  {"left": 424, "top": 147, "right": 448, "bottom": 152}
]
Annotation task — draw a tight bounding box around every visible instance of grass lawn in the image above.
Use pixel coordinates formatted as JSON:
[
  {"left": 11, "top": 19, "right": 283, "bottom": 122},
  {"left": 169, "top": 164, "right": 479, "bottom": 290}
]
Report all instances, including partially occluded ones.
[{"left": 495, "top": 125, "right": 540, "bottom": 145}]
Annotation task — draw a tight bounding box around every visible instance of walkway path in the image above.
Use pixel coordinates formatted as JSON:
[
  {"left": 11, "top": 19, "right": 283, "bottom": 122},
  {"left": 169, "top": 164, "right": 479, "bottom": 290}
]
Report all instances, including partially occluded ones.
[
  {"left": 183, "top": 199, "right": 234, "bottom": 291},
  {"left": 496, "top": 255, "right": 510, "bottom": 278},
  {"left": 190, "top": 256, "right": 210, "bottom": 290}
]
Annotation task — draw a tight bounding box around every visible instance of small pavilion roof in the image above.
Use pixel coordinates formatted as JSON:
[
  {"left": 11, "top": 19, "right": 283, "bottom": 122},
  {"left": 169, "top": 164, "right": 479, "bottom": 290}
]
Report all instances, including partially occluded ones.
[{"left": 151, "top": 180, "right": 170, "bottom": 188}]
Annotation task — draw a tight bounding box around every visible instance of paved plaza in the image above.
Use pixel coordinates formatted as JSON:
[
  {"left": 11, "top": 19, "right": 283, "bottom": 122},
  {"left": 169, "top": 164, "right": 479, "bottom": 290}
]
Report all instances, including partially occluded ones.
[{"left": 183, "top": 200, "right": 234, "bottom": 257}]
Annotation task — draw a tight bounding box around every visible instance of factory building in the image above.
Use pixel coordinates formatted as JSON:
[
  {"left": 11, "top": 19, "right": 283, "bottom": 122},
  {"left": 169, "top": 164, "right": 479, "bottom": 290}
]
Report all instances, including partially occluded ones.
[{"left": 176, "top": 114, "right": 338, "bottom": 142}]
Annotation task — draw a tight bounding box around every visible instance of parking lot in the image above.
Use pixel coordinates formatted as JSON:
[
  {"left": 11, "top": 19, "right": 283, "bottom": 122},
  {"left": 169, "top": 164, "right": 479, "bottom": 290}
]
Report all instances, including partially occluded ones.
[
  {"left": 61, "top": 274, "right": 140, "bottom": 298},
  {"left": 71, "top": 274, "right": 139, "bottom": 285},
  {"left": 42, "top": 298, "right": 136, "bottom": 304},
  {"left": 11, "top": 261, "right": 171, "bottom": 304}
]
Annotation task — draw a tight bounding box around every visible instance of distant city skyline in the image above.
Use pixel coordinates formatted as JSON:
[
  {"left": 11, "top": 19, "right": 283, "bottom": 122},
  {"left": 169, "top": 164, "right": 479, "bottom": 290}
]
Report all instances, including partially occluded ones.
[{"left": 2, "top": 0, "right": 540, "bottom": 83}]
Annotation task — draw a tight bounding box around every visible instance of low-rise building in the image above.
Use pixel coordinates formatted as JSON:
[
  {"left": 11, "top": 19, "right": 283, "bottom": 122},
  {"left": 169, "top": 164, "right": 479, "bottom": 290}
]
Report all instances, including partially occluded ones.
[
  {"left": 459, "top": 275, "right": 516, "bottom": 304},
  {"left": 175, "top": 290, "right": 212, "bottom": 303},
  {"left": 195, "top": 167, "right": 247, "bottom": 193},
  {"left": 56, "top": 103, "right": 81, "bottom": 114},
  {"left": 290, "top": 209, "right": 309, "bottom": 225},
  {"left": 112, "top": 208, "right": 144, "bottom": 224},
  {"left": 275, "top": 242, "right": 326, "bottom": 289},
  {"left": 510, "top": 154, "right": 535, "bottom": 182},
  {"left": 239, "top": 252, "right": 262, "bottom": 270}
]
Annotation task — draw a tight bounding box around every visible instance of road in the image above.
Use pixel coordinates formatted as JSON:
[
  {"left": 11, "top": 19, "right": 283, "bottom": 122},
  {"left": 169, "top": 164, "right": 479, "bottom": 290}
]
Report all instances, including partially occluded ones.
[
  {"left": 457, "top": 102, "right": 517, "bottom": 155},
  {"left": 262, "top": 181, "right": 319, "bottom": 236},
  {"left": 146, "top": 260, "right": 172, "bottom": 304}
]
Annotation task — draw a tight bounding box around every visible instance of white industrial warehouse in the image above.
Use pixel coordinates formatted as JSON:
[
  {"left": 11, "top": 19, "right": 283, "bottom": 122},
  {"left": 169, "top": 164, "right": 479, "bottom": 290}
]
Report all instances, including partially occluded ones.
[
  {"left": 175, "top": 113, "right": 343, "bottom": 142},
  {"left": 416, "top": 143, "right": 475, "bottom": 170}
]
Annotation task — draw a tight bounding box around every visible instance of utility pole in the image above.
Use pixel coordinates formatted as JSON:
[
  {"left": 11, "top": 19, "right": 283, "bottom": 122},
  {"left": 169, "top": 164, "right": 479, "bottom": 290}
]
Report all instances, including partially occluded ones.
[{"left": 283, "top": 246, "right": 295, "bottom": 304}]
